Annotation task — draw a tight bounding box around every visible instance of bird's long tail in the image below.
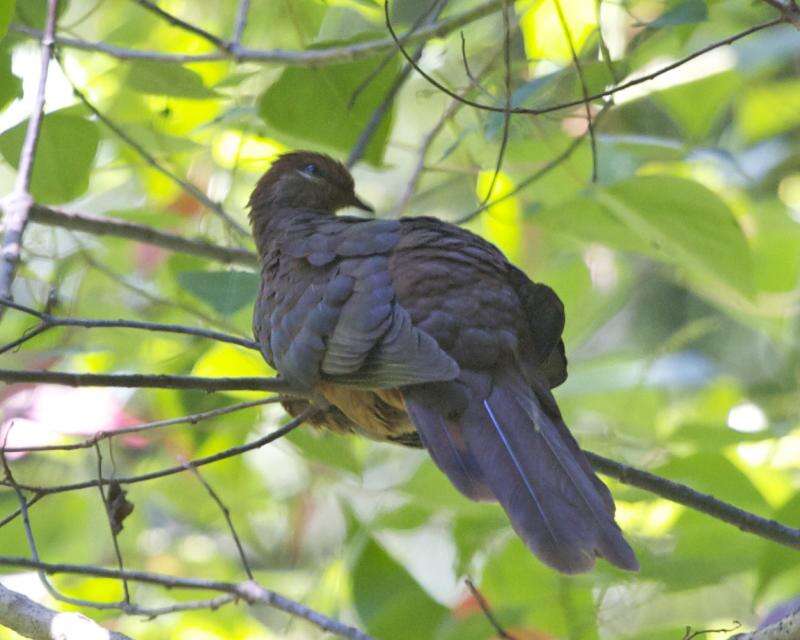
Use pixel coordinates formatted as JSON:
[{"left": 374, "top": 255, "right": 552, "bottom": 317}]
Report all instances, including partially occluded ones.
[{"left": 403, "top": 372, "right": 638, "bottom": 574}]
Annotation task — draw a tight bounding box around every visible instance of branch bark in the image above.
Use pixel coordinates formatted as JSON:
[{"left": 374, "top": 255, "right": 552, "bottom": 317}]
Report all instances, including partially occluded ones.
[
  {"left": 0, "top": 561, "right": 375, "bottom": 640},
  {"left": 0, "top": 0, "right": 59, "bottom": 319},
  {"left": 11, "top": 0, "right": 502, "bottom": 65},
  {"left": 0, "top": 583, "right": 133, "bottom": 640},
  {"left": 28, "top": 204, "right": 257, "bottom": 266},
  {"left": 0, "top": 369, "right": 302, "bottom": 394}
]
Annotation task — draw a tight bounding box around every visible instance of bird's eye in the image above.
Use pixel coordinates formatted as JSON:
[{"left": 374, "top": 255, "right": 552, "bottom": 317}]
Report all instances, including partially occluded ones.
[{"left": 302, "top": 163, "right": 321, "bottom": 177}]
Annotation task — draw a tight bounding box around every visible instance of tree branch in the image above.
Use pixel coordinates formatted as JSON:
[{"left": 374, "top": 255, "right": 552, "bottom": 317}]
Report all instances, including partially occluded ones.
[
  {"left": 760, "top": 0, "right": 800, "bottom": 28},
  {"left": 11, "top": 0, "right": 503, "bottom": 65},
  {"left": 0, "top": 0, "right": 59, "bottom": 319},
  {"left": 28, "top": 204, "right": 257, "bottom": 266},
  {"left": 0, "top": 560, "right": 375, "bottom": 640},
  {"left": 0, "top": 298, "right": 259, "bottom": 355},
  {"left": 0, "top": 583, "right": 133, "bottom": 640},
  {"left": 0, "top": 369, "right": 303, "bottom": 394},
  {"left": 586, "top": 451, "right": 800, "bottom": 550}
]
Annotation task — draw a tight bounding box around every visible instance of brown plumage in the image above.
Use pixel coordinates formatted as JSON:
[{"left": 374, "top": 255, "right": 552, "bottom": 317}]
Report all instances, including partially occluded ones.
[{"left": 249, "top": 151, "right": 638, "bottom": 574}]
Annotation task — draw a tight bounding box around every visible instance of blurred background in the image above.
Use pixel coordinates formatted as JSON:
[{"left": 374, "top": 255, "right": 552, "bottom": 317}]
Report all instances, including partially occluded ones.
[{"left": 0, "top": 0, "right": 799, "bottom": 638}]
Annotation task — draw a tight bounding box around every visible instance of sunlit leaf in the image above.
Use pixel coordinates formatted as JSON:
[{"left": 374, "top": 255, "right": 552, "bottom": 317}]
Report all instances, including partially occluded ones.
[
  {"left": 177, "top": 270, "right": 259, "bottom": 314},
  {"left": 126, "top": 60, "right": 220, "bottom": 99},
  {"left": 191, "top": 342, "right": 273, "bottom": 399},
  {"left": 258, "top": 36, "right": 399, "bottom": 165},
  {"left": 352, "top": 538, "right": 448, "bottom": 639},
  {"left": 0, "top": 110, "right": 99, "bottom": 203}
]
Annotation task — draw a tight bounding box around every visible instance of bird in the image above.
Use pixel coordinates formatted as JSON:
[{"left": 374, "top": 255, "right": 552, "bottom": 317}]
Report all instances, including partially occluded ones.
[{"left": 248, "top": 150, "right": 638, "bottom": 574}]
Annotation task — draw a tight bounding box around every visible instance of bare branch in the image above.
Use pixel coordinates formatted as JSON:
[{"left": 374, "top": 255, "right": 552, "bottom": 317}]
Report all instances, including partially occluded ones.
[
  {"left": 465, "top": 578, "right": 518, "bottom": 640},
  {"left": 0, "top": 557, "right": 375, "bottom": 640},
  {"left": 181, "top": 461, "right": 254, "bottom": 580},
  {"left": 131, "top": 0, "right": 227, "bottom": 50},
  {"left": 28, "top": 204, "right": 257, "bottom": 266},
  {"left": 0, "top": 583, "right": 133, "bottom": 640},
  {"left": 0, "top": 369, "right": 304, "bottom": 395},
  {"left": 0, "top": 298, "right": 259, "bottom": 355},
  {"left": 12, "top": 0, "right": 503, "bottom": 65},
  {"left": 2, "top": 398, "right": 281, "bottom": 454},
  {"left": 586, "top": 451, "right": 800, "bottom": 550},
  {"left": 0, "top": 0, "right": 59, "bottom": 317},
  {"left": 231, "top": 0, "right": 251, "bottom": 47},
  {"left": 2, "top": 409, "right": 312, "bottom": 496}
]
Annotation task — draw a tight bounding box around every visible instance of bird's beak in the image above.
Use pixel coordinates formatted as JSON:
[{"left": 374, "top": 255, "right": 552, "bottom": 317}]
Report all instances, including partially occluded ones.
[{"left": 350, "top": 194, "right": 375, "bottom": 215}]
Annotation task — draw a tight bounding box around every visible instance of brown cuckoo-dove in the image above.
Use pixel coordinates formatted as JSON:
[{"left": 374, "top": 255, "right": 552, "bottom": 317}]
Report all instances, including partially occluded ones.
[{"left": 248, "top": 151, "right": 638, "bottom": 574}]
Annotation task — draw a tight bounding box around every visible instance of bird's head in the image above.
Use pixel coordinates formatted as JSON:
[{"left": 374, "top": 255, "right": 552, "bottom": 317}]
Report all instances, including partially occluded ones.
[{"left": 248, "top": 151, "right": 374, "bottom": 218}]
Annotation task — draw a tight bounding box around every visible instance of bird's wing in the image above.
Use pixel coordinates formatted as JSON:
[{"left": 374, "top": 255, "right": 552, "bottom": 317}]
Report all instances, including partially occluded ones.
[{"left": 266, "top": 217, "right": 458, "bottom": 388}]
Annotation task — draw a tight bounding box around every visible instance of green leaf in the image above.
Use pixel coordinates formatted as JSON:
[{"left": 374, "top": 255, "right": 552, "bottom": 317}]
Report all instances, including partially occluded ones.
[
  {"left": 482, "top": 538, "right": 599, "bottom": 638},
  {"left": 739, "top": 79, "right": 800, "bottom": 142},
  {"left": 352, "top": 538, "right": 448, "bottom": 639},
  {"left": 14, "top": 0, "right": 67, "bottom": 28},
  {"left": 0, "top": 0, "right": 14, "bottom": 38},
  {"left": 0, "top": 42, "right": 21, "bottom": 112},
  {"left": 286, "top": 427, "right": 362, "bottom": 475},
  {"left": 655, "top": 72, "right": 741, "bottom": 141},
  {"left": 258, "top": 37, "right": 399, "bottom": 165},
  {"left": 756, "top": 493, "right": 800, "bottom": 597},
  {"left": 0, "top": 110, "right": 99, "bottom": 204},
  {"left": 177, "top": 270, "right": 259, "bottom": 314},
  {"left": 649, "top": 0, "right": 708, "bottom": 28},
  {"left": 126, "top": 60, "right": 220, "bottom": 99},
  {"left": 595, "top": 176, "right": 754, "bottom": 296}
]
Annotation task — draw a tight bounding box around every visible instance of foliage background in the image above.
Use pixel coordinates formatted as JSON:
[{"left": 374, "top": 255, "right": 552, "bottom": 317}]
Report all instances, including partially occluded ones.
[{"left": 1, "top": 0, "right": 799, "bottom": 638}]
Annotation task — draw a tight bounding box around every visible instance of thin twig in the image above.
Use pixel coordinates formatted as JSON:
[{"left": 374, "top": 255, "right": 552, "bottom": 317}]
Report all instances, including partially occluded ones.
[
  {"left": 28, "top": 204, "right": 257, "bottom": 266},
  {"left": 476, "top": 0, "right": 513, "bottom": 209},
  {"left": 181, "top": 459, "right": 254, "bottom": 580},
  {"left": 231, "top": 0, "right": 251, "bottom": 47},
  {"left": 0, "top": 298, "right": 259, "bottom": 355},
  {"left": 1, "top": 410, "right": 313, "bottom": 496},
  {"left": 347, "top": 0, "right": 449, "bottom": 168},
  {"left": 66, "top": 78, "right": 249, "bottom": 237},
  {"left": 94, "top": 443, "right": 131, "bottom": 604},
  {"left": 0, "top": 0, "right": 59, "bottom": 317},
  {"left": 392, "top": 53, "right": 500, "bottom": 216},
  {"left": 465, "top": 578, "right": 519, "bottom": 640},
  {"left": 553, "top": 0, "right": 598, "bottom": 181},
  {"left": 0, "top": 558, "right": 376, "bottom": 640},
  {"left": 1, "top": 398, "right": 281, "bottom": 454},
  {"left": 384, "top": 7, "right": 784, "bottom": 116},
  {"left": 12, "top": 0, "right": 503, "bottom": 65},
  {"left": 1, "top": 431, "right": 123, "bottom": 612},
  {"left": 131, "top": 0, "right": 228, "bottom": 49}
]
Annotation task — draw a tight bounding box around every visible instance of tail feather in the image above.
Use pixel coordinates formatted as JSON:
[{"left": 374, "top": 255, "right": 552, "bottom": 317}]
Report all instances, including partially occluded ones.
[
  {"left": 404, "top": 372, "right": 638, "bottom": 574},
  {"left": 404, "top": 389, "right": 493, "bottom": 501}
]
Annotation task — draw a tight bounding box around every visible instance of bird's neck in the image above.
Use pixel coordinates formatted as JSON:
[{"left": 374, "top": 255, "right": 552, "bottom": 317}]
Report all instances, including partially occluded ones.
[{"left": 249, "top": 200, "right": 330, "bottom": 262}]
